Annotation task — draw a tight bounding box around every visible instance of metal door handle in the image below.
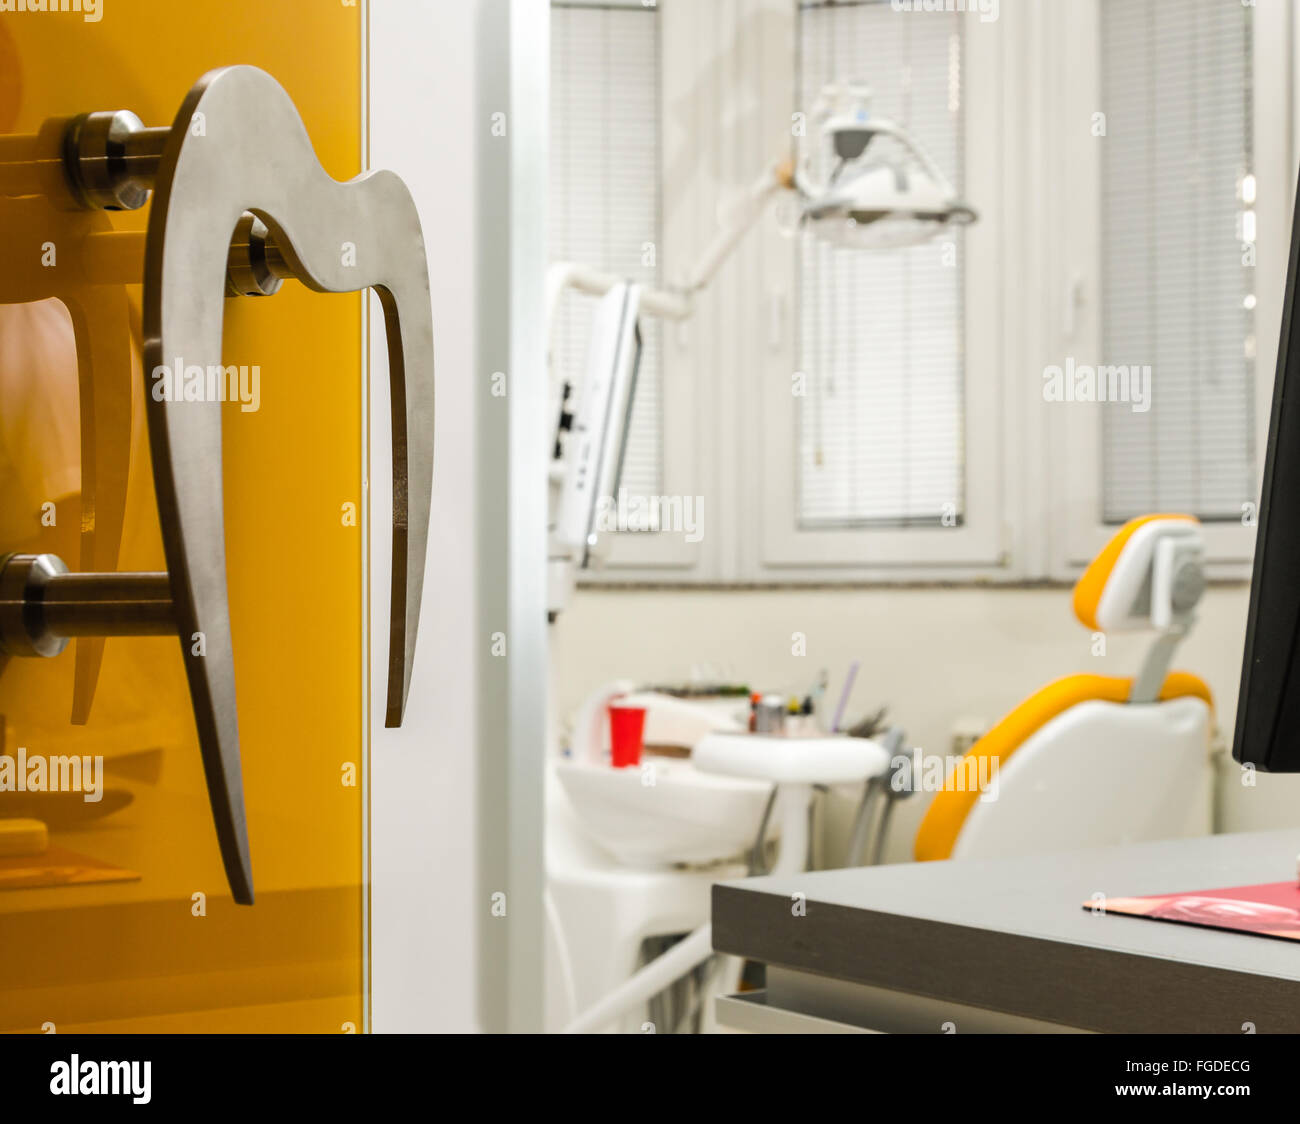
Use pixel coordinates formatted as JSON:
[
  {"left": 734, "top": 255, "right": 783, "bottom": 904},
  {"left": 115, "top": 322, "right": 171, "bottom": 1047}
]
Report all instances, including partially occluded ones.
[
  {"left": 0, "top": 555, "right": 173, "bottom": 654},
  {"left": 1, "top": 67, "right": 435, "bottom": 905}
]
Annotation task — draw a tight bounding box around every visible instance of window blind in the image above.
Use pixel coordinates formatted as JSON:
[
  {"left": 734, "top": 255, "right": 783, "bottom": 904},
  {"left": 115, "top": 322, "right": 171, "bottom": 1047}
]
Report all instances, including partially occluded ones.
[
  {"left": 549, "top": 2, "right": 663, "bottom": 506},
  {"left": 1099, "top": 0, "right": 1255, "bottom": 523},
  {"left": 796, "top": 1, "right": 966, "bottom": 529}
]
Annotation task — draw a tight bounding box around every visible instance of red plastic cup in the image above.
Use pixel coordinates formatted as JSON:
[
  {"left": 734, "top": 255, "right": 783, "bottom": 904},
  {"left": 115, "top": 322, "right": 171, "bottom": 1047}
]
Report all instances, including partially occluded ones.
[{"left": 608, "top": 702, "right": 646, "bottom": 768}]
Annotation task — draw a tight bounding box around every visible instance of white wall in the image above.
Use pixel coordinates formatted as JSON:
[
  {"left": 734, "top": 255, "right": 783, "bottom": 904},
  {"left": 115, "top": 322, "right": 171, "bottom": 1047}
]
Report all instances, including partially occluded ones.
[
  {"left": 369, "top": 0, "right": 549, "bottom": 1035},
  {"left": 553, "top": 585, "right": 1300, "bottom": 864},
  {"left": 369, "top": 0, "right": 482, "bottom": 1032}
]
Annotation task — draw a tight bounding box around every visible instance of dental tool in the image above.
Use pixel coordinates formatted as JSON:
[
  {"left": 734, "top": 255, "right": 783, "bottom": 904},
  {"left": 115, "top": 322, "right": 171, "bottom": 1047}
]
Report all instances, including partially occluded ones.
[{"left": 831, "top": 659, "right": 860, "bottom": 732}]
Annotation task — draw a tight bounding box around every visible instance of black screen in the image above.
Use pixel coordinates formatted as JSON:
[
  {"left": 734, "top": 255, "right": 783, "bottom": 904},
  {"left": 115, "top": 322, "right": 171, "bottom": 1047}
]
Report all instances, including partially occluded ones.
[{"left": 1235, "top": 165, "right": 1300, "bottom": 771}]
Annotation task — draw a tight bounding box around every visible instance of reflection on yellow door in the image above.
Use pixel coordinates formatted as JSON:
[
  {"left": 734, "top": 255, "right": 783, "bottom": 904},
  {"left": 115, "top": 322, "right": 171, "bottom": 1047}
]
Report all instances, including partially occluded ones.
[{"left": 0, "top": 2, "right": 364, "bottom": 1032}]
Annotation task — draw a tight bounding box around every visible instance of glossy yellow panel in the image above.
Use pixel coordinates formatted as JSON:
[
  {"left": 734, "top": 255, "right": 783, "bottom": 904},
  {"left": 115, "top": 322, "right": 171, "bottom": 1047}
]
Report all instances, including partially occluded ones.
[{"left": 0, "top": 2, "right": 364, "bottom": 1031}]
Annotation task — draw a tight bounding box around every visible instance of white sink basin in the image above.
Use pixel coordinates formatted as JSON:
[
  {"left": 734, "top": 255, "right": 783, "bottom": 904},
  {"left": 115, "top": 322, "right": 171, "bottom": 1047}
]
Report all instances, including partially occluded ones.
[{"left": 555, "top": 757, "right": 774, "bottom": 868}]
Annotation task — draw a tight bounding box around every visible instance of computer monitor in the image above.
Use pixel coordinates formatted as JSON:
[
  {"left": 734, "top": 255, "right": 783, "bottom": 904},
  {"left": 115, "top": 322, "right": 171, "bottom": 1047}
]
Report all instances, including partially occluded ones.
[{"left": 1235, "top": 171, "right": 1300, "bottom": 771}]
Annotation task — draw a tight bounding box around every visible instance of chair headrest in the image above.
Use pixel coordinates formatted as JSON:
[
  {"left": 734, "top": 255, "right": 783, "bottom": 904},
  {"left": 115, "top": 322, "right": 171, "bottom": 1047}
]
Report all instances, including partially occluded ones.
[{"left": 1072, "top": 515, "right": 1205, "bottom": 633}]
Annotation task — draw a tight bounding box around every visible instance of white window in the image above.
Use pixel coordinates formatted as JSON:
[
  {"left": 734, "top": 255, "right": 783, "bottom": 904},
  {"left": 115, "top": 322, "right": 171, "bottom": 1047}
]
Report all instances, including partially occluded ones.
[
  {"left": 1099, "top": 0, "right": 1256, "bottom": 525},
  {"left": 755, "top": 0, "right": 1003, "bottom": 576},
  {"left": 796, "top": 2, "right": 966, "bottom": 531},
  {"left": 1053, "top": 0, "right": 1286, "bottom": 575}
]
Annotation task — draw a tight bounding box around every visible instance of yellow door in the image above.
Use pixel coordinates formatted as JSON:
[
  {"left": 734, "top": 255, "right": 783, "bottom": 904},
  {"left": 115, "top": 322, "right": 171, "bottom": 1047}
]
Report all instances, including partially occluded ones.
[{"left": 0, "top": 1, "right": 365, "bottom": 1032}]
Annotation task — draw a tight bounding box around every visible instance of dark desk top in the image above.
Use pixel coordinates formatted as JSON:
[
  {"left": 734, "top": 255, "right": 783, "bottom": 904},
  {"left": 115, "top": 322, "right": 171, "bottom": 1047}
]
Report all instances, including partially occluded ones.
[{"left": 712, "top": 830, "right": 1300, "bottom": 1032}]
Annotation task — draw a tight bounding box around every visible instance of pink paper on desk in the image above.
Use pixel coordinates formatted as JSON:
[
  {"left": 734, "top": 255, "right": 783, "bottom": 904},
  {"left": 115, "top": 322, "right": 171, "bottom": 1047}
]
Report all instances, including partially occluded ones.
[{"left": 1085, "top": 882, "right": 1300, "bottom": 942}]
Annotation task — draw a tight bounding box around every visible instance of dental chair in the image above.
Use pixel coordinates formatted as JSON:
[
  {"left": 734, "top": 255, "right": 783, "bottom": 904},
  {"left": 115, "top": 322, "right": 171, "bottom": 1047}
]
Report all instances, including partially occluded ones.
[
  {"left": 914, "top": 513, "right": 1214, "bottom": 862},
  {"left": 549, "top": 515, "right": 1213, "bottom": 1031}
]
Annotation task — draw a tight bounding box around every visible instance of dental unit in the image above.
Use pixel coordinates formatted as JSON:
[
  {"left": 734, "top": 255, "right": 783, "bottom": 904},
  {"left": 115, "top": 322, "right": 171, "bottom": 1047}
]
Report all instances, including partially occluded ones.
[{"left": 551, "top": 514, "right": 1215, "bottom": 1032}]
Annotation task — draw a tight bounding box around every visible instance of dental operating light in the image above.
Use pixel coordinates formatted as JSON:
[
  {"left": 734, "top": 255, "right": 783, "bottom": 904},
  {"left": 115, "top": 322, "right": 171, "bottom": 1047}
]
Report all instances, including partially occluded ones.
[{"left": 789, "top": 82, "right": 977, "bottom": 250}]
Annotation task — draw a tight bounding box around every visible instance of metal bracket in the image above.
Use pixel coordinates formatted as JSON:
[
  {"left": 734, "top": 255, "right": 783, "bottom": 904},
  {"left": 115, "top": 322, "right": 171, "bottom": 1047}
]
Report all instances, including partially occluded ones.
[{"left": 0, "top": 553, "right": 174, "bottom": 657}]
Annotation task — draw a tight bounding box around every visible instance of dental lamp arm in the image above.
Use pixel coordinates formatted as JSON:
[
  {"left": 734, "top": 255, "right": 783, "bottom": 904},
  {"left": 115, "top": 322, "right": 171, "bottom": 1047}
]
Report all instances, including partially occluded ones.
[
  {"left": 677, "top": 160, "right": 794, "bottom": 296},
  {"left": 544, "top": 262, "right": 687, "bottom": 424},
  {"left": 546, "top": 263, "right": 690, "bottom": 330},
  {"left": 545, "top": 158, "right": 793, "bottom": 344}
]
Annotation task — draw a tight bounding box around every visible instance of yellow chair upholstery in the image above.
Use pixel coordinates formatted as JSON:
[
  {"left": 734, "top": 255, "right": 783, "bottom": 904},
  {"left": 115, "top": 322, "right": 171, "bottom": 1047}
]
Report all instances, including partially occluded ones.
[
  {"left": 1072, "top": 513, "right": 1196, "bottom": 631},
  {"left": 913, "top": 671, "right": 1213, "bottom": 862}
]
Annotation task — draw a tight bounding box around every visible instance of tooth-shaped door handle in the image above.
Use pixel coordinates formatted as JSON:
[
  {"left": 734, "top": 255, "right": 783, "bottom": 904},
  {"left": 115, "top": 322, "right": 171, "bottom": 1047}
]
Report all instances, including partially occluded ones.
[
  {"left": 38, "top": 66, "right": 435, "bottom": 905},
  {"left": 146, "top": 67, "right": 433, "bottom": 903}
]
